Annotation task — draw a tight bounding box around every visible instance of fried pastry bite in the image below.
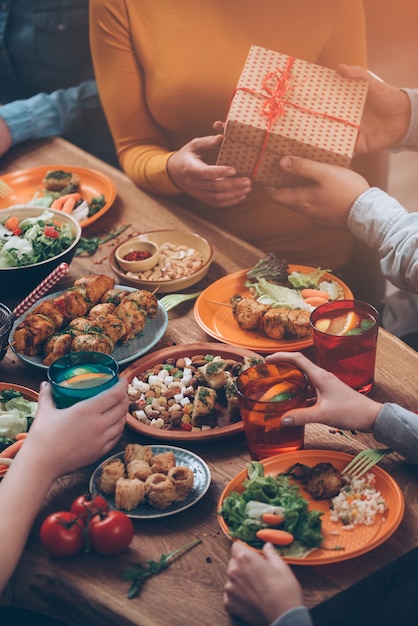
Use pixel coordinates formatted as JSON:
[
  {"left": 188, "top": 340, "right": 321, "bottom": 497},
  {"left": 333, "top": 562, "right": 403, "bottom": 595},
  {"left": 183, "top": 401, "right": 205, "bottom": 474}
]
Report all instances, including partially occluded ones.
[
  {"left": 127, "top": 459, "right": 153, "bottom": 482},
  {"left": 122, "top": 290, "right": 158, "bottom": 318},
  {"left": 150, "top": 451, "right": 176, "bottom": 474},
  {"left": 98, "top": 459, "right": 125, "bottom": 495},
  {"left": 145, "top": 473, "right": 177, "bottom": 509},
  {"left": 191, "top": 386, "right": 217, "bottom": 427},
  {"left": 115, "top": 477, "right": 145, "bottom": 511},
  {"left": 42, "top": 332, "right": 73, "bottom": 366},
  {"left": 198, "top": 359, "right": 229, "bottom": 390},
  {"left": 71, "top": 332, "right": 114, "bottom": 354},
  {"left": 168, "top": 466, "right": 194, "bottom": 501},
  {"left": 124, "top": 444, "right": 154, "bottom": 466},
  {"left": 74, "top": 274, "right": 115, "bottom": 305},
  {"left": 43, "top": 169, "right": 80, "bottom": 191}
]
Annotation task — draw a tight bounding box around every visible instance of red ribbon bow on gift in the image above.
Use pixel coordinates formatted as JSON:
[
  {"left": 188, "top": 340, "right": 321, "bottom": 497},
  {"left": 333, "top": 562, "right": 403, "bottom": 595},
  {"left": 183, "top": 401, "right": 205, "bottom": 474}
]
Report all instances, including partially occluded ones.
[{"left": 230, "top": 56, "right": 360, "bottom": 180}]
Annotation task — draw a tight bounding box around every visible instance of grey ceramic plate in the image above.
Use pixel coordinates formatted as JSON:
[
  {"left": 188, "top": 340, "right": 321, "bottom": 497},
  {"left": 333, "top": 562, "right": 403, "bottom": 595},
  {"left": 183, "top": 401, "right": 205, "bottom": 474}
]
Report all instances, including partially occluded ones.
[
  {"left": 89, "top": 445, "right": 211, "bottom": 519},
  {"left": 10, "top": 285, "right": 168, "bottom": 370}
]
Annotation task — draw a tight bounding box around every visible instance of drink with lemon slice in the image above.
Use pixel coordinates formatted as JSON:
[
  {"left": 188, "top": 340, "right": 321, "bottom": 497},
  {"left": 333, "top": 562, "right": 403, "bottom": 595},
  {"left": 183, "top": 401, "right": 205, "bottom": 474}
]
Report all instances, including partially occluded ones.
[
  {"left": 236, "top": 362, "right": 308, "bottom": 459},
  {"left": 310, "top": 300, "right": 379, "bottom": 394},
  {"left": 48, "top": 351, "right": 119, "bottom": 408}
]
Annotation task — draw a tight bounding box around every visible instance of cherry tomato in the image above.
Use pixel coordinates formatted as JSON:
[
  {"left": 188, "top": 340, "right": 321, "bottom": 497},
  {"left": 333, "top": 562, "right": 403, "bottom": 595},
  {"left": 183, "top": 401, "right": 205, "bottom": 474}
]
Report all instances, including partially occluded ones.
[
  {"left": 40, "top": 511, "right": 85, "bottom": 557},
  {"left": 88, "top": 510, "right": 134, "bottom": 555},
  {"left": 70, "top": 493, "right": 109, "bottom": 522}
]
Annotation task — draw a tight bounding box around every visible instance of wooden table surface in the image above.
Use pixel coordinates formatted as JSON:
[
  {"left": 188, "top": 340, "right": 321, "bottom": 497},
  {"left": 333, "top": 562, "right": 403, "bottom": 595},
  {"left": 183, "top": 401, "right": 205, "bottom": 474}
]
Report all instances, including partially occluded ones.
[{"left": 1, "top": 138, "right": 418, "bottom": 626}]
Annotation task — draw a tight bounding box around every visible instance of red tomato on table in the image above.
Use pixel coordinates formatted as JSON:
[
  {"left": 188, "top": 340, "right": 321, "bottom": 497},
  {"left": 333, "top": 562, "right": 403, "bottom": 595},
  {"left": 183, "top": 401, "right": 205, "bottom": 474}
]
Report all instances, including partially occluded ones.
[
  {"left": 40, "top": 512, "right": 85, "bottom": 557},
  {"left": 88, "top": 510, "right": 134, "bottom": 555},
  {"left": 70, "top": 493, "right": 109, "bottom": 522}
]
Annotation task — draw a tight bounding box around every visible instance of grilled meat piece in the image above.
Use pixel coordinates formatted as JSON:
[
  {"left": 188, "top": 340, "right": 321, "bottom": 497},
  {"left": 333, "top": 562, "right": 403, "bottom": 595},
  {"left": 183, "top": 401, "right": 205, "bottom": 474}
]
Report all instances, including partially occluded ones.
[
  {"left": 306, "top": 463, "right": 344, "bottom": 500},
  {"left": 74, "top": 274, "right": 115, "bottom": 305},
  {"left": 232, "top": 297, "right": 270, "bottom": 330}
]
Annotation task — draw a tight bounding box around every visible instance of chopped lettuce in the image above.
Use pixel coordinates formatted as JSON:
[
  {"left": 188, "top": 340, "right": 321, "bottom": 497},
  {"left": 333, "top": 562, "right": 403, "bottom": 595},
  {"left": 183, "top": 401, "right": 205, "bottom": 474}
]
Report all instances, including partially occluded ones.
[
  {"left": 246, "top": 278, "right": 313, "bottom": 310},
  {"left": 0, "top": 393, "right": 38, "bottom": 438},
  {"left": 219, "top": 462, "right": 323, "bottom": 556}
]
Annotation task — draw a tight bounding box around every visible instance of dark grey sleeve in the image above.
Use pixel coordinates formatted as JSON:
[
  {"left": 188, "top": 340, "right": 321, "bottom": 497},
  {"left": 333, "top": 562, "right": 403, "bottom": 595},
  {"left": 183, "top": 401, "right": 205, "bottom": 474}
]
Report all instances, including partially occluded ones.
[
  {"left": 374, "top": 403, "right": 418, "bottom": 464},
  {"left": 270, "top": 606, "right": 313, "bottom": 626}
]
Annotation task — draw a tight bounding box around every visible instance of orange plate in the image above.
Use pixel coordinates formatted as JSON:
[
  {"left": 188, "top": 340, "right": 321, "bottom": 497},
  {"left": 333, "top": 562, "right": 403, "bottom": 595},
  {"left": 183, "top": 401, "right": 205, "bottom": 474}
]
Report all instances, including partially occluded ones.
[
  {"left": 0, "top": 382, "right": 39, "bottom": 479},
  {"left": 0, "top": 165, "right": 116, "bottom": 229},
  {"left": 121, "top": 342, "right": 263, "bottom": 442},
  {"left": 194, "top": 266, "right": 353, "bottom": 354},
  {"left": 217, "top": 449, "right": 405, "bottom": 566}
]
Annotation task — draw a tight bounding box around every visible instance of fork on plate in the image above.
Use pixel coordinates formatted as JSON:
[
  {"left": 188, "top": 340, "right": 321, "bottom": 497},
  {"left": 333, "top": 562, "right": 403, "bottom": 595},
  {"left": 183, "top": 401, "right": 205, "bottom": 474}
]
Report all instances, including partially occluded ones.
[
  {"left": 159, "top": 291, "right": 202, "bottom": 312},
  {"left": 342, "top": 447, "right": 393, "bottom": 479},
  {"left": 0, "top": 178, "right": 14, "bottom": 198}
]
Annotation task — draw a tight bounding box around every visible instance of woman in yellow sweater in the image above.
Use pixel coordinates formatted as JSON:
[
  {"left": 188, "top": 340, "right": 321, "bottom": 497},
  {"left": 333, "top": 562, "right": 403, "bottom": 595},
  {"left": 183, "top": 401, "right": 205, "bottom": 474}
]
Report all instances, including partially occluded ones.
[{"left": 90, "top": 1, "right": 385, "bottom": 300}]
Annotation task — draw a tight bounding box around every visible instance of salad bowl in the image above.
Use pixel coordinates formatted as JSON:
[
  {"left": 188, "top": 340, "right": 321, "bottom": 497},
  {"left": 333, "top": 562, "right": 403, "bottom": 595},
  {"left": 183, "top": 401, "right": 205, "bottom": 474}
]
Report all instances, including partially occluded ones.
[{"left": 0, "top": 207, "right": 81, "bottom": 298}]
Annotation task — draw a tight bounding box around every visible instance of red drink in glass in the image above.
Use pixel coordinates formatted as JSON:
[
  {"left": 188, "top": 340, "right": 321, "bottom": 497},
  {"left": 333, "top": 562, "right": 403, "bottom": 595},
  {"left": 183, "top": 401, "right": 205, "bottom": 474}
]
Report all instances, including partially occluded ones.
[
  {"left": 310, "top": 300, "right": 379, "bottom": 395},
  {"left": 235, "top": 362, "right": 308, "bottom": 460}
]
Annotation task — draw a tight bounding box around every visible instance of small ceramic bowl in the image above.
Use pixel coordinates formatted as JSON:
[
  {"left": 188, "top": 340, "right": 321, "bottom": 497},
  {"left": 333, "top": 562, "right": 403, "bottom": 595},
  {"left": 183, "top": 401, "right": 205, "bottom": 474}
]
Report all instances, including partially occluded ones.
[
  {"left": 115, "top": 239, "right": 160, "bottom": 273},
  {"left": 110, "top": 230, "right": 213, "bottom": 293}
]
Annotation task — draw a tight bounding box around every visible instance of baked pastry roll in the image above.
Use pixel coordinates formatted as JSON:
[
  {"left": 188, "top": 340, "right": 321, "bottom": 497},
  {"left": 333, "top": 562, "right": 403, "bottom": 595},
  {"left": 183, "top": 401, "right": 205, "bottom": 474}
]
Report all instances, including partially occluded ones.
[
  {"left": 115, "top": 477, "right": 145, "bottom": 511},
  {"left": 151, "top": 451, "right": 176, "bottom": 474},
  {"left": 145, "top": 473, "right": 177, "bottom": 509},
  {"left": 98, "top": 459, "right": 125, "bottom": 495},
  {"left": 127, "top": 459, "right": 153, "bottom": 482},
  {"left": 168, "top": 466, "right": 194, "bottom": 501},
  {"left": 191, "top": 386, "right": 217, "bottom": 427},
  {"left": 124, "top": 443, "right": 154, "bottom": 465}
]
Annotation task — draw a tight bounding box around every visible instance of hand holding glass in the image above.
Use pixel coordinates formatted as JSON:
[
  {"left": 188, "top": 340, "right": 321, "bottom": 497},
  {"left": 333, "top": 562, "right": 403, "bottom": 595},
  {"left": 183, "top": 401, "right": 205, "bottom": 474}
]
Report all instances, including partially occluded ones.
[
  {"left": 236, "top": 362, "right": 308, "bottom": 460},
  {"left": 47, "top": 351, "right": 119, "bottom": 408}
]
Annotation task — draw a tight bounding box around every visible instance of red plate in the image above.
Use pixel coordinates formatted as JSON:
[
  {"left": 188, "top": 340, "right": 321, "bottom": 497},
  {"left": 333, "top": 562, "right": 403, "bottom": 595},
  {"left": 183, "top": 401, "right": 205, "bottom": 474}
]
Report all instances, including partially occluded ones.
[
  {"left": 194, "top": 266, "right": 353, "bottom": 354},
  {"left": 121, "top": 342, "right": 263, "bottom": 442},
  {"left": 217, "top": 449, "right": 405, "bottom": 565},
  {"left": 0, "top": 165, "right": 116, "bottom": 229}
]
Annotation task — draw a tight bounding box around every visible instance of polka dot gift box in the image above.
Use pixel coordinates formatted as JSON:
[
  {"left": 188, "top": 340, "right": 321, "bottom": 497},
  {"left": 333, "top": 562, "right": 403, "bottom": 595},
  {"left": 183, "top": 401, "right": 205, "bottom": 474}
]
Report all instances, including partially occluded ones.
[{"left": 217, "top": 45, "right": 368, "bottom": 187}]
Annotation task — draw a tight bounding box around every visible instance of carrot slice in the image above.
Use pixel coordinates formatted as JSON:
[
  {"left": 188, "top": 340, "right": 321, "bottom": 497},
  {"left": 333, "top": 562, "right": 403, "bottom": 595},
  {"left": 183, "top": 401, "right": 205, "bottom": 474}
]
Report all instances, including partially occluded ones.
[
  {"left": 0, "top": 439, "right": 25, "bottom": 459},
  {"left": 301, "top": 289, "right": 330, "bottom": 300},
  {"left": 255, "top": 528, "right": 294, "bottom": 545},
  {"left": 15, "top": 432, "right": 29, "bottom": 441},
  {"left": 51, "top": 193, "right": 81, "bottom": 211},
  {"left": 304, "top": 296, "right": 329, "bottom": 307},
  {"left": 261, "top": 513, "right": 285, "bottom": 526},
  {"left": 4, "top": 216, "right": 20, "bottom": 231}
]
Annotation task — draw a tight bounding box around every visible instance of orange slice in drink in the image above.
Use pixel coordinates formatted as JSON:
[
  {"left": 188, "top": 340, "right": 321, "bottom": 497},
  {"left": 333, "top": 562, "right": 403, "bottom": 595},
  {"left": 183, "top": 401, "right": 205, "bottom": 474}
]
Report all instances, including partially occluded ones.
[
  {"left": 259, "top": 382, "right": 295, "bottom": 402},
  {"left": 315, "top": 318, "right": 331, "bottom": 333},
  {"left": 327, "top": 311, "right": 360, "bottom": 336},
  {"left": 62, "top": 372, "right": 111, "bottom": 388}
]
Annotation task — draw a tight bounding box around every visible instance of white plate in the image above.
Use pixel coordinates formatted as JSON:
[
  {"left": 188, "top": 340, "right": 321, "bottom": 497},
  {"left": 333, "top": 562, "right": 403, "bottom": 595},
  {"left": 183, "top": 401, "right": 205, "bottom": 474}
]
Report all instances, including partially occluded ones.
[
  {"left": 89, "top": 445, "right": 211, "bottom": 519},
  {"left": 10, "top": 285, "right": 168, "bottom": 370}
]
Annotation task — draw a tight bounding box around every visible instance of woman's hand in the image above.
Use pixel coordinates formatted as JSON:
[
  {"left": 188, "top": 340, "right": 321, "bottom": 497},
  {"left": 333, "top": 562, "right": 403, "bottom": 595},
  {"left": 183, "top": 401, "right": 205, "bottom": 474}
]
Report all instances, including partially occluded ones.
[
  {"left": 268, "top": 156, "right": 369, "bottom": 230},
  {"left": 338, "top": 64, "right": 411, "bottom": 155},
  {"left": 224, "top": 542, "right": 304, "bottom": 626},
  {"left": 25, "top": 378, "right": 128, "bottom": 479},
  {"left": 0, "top": 117, "right": 12, "bottom": 157},
  {"left": 265, "top": 352, "right": 382, "bottom": 432},
  {"left": 167, "top": 134, "right": 252, "bottom": 207}
]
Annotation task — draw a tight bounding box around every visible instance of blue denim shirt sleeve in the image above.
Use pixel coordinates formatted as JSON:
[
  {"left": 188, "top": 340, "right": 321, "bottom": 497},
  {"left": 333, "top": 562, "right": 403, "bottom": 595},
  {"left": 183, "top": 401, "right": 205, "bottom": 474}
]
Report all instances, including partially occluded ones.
[{"left": 0, "top": 79, "right": 100, "bottom": 145}]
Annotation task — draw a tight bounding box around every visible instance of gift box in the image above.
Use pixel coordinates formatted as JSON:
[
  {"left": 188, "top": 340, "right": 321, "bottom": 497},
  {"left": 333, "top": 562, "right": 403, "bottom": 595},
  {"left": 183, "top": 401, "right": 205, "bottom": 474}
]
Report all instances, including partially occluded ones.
[{"left": 217, "top": 45, "right": 368, "bottom": 187}]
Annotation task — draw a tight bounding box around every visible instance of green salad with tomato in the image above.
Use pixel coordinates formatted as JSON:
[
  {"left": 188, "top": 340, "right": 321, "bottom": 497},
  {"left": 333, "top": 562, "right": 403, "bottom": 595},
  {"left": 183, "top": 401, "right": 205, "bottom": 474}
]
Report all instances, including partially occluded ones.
[{"left": 0, "top": 210, "right": 76, "bottom": 268}]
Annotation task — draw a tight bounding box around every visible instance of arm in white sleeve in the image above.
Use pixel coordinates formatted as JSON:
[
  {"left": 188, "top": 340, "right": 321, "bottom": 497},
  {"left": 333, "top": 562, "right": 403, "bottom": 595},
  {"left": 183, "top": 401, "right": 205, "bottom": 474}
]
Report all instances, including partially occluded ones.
[{"left": 348, "top": 187, "right": 418, "bottom": 292}]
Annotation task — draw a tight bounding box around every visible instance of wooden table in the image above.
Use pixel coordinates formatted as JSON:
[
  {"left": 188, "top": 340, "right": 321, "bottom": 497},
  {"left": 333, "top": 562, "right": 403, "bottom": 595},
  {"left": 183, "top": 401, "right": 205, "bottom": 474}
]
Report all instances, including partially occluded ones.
[{"left": 1, "top": 139, "right": 418, "bottom": 626}]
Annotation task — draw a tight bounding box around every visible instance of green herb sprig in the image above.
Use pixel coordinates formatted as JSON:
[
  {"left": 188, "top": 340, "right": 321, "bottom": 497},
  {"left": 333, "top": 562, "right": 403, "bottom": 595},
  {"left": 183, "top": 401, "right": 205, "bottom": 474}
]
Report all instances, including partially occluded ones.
[
  {"left": 123, "top": 539, "right": 201, "bottom": 599},
  {"left": 75, "top": 223, "right": 130, "bottom": 256}
]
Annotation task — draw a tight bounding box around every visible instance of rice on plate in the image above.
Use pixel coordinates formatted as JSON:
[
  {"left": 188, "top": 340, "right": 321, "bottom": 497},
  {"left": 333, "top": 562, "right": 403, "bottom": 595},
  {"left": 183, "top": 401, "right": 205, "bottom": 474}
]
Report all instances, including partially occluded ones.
[{"left": 330, "top": 472, "right": 387, "bottom": 529}]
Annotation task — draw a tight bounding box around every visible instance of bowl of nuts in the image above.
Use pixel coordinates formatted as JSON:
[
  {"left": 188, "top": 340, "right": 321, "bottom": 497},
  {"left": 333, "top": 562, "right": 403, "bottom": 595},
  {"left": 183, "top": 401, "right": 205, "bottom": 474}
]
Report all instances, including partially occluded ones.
[{"left": 110, "top": 230, "right": 213, "bottom": 293}]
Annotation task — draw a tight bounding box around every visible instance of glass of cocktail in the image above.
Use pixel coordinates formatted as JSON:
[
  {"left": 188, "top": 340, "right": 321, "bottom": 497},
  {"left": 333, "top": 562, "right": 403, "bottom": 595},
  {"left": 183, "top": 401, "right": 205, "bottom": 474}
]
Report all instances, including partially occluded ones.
[
  {"left": 235, "top": 362, "right": 308, "bottom": 460},
  {"left": 48, "top": 351, "right": 119, "bottom": 408},
  {"left": 310, "top": 299, "right": 379, "bottom": 395}
]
